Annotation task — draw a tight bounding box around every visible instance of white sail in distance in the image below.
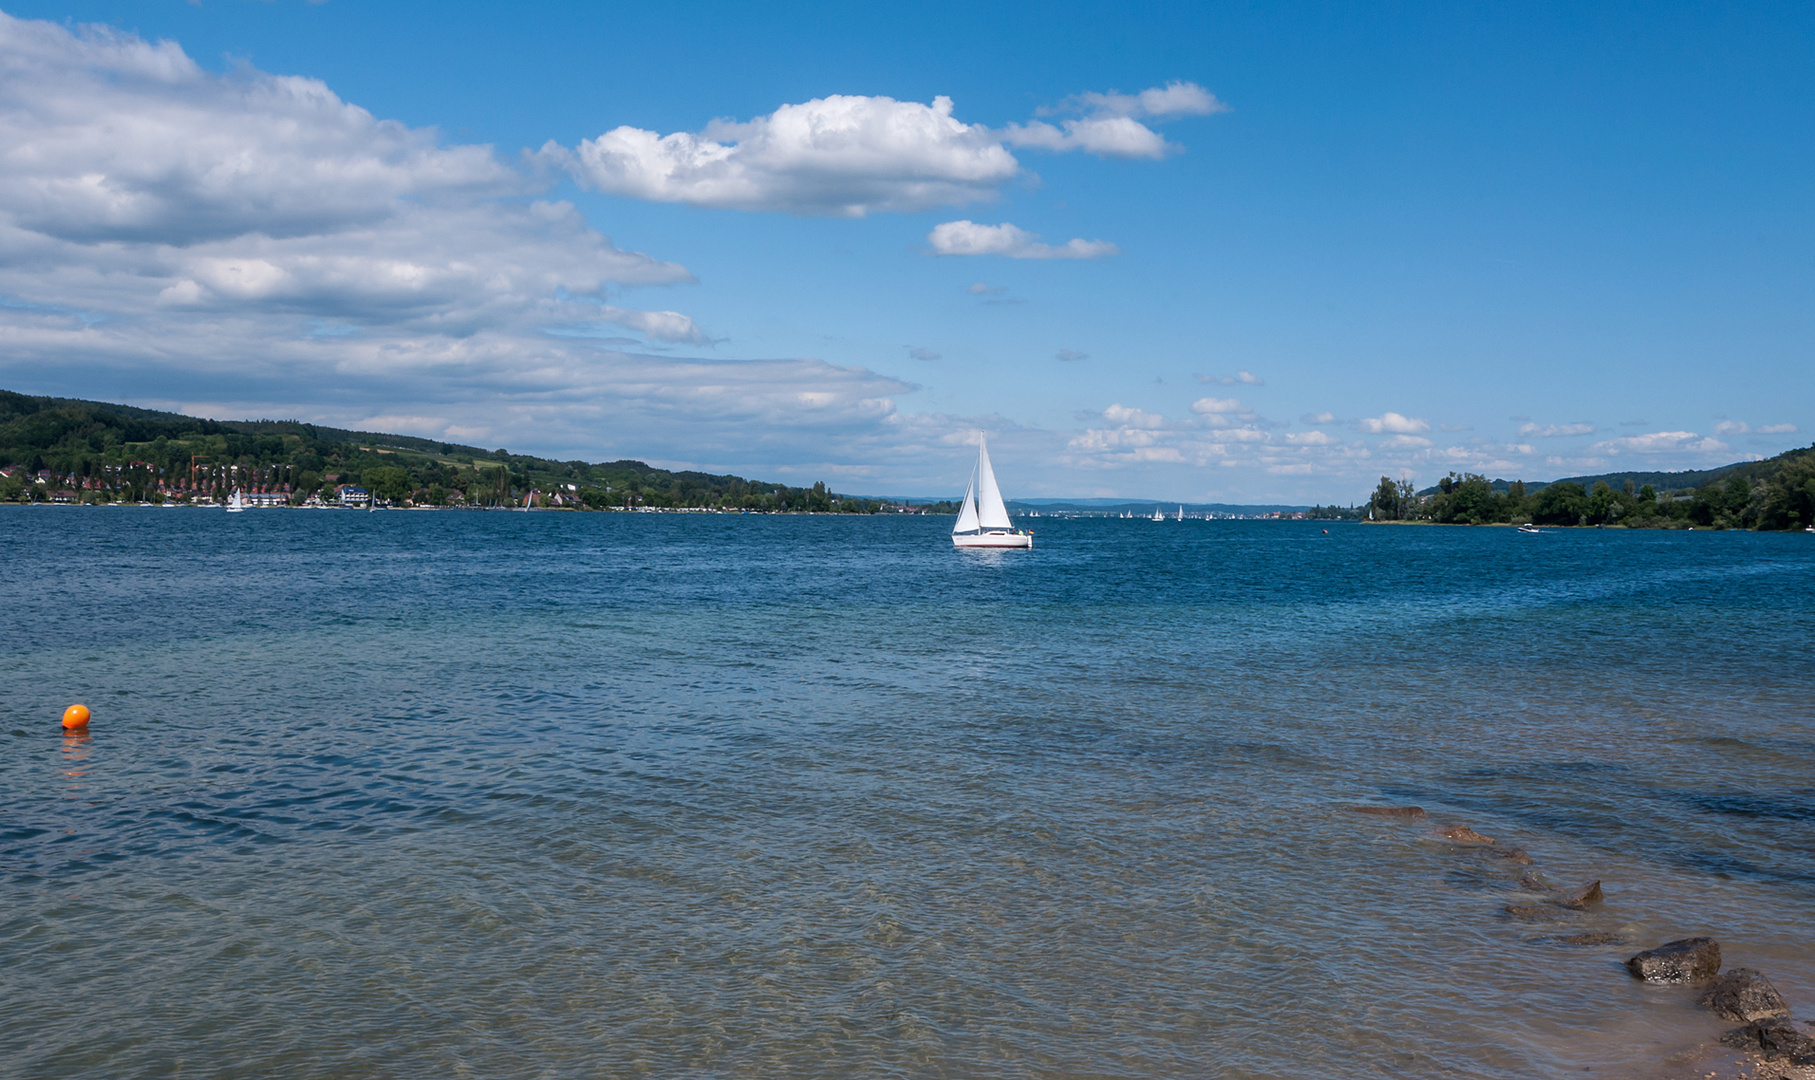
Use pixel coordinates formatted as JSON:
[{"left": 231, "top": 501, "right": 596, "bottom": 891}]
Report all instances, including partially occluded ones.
[
  {"left": 975, "top": 439, "right": 1013, "bottom": 530},
  {"left": 952, "top": 475, "right": 980, "bottom": 534}
]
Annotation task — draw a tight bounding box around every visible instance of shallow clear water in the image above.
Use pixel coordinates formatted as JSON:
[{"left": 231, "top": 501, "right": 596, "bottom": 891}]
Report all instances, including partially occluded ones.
[{"left": 2, "top": 507, "right": 1811, "bottom": 1079}]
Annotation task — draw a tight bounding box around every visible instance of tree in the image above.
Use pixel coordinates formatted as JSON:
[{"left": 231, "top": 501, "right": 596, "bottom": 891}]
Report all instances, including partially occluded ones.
[
  {"left": 1532, "top": 482, "right": 1588, "bottom": 526},
  {"left": 362, "top": 466, "right": 411, "bottom": 504},
  {"left": 1370, "top": 476, "right": 1401, "bottom": 520}
]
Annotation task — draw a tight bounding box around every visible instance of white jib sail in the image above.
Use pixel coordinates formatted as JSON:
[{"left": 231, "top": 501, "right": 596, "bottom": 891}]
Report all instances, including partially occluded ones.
[
  {"left": 952, "top": 476, "right": 980, "bottom": 534},
  {"left": 975, "top": 439, "right": 1013, "bottom": 530}
]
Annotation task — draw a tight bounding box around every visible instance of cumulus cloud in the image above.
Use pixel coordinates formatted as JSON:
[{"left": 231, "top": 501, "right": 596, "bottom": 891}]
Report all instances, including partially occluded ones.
[
  {"left": 1102, "top": 403, "right": 1164, "bottom": 428},
  {"left": 966, "top": 282, "right": 1006, "bottom": 295},
  {"left": 548, "top": 82, "right": 1223, "bottom": 215},
  {"left": 547, "top": 94, "right": 1017, "bottom": 217},
  {"left": 1356, "top": 412, "right": 1430, "bottom": 435},
  {"left": 1517, "top": 422, "right": 1596, "bottom": 437},
  {"left": 1301, "top": 411, "right": 1337, "bottom": 425},
  {"left": 0, "top": 11, "right": 937, "bottom": 468},
  {"left": 1197, "top": 370, "right": 1262, "bottom": 386},
  {"left": 928, "top": 220, "right": 1119, "bottom": 259},
  {"left": 907, "top": 346, "right": 940, "bottom": 361},
  {"left": 1190, "top": 396, "right": 1245, "bottom": 415},
  {"left": 1005, "top": 80, "right": 1227, "bottom": 160}
]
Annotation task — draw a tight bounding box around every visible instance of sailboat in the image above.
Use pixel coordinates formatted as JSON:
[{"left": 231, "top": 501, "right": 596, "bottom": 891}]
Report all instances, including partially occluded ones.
[
  {"left": 1175, "top": 505, "right": 1184, "bottom": 522},
  {"left": 1150, "top": 505, "right": 1164, "bottom": 522},
  {"left": 951, "top": 437, "right": 1032, "bottom": 549},
  {"left": 226, "top": 488, "right": 247, "bottom": 513}
]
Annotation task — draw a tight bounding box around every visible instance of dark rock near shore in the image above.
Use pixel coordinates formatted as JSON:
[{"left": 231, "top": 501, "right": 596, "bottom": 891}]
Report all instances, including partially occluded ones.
[
  {"left": 1719, "top": 1018, "right": 1815, "bottom": 1065},
  {"left": 1560, "top": 880, "right": 1603, "bottom": 908},
  {"left": 1700, "top": 968, "right": 1791, "bottom": 1022},
  {"left": 1519, "top": 872, "right": 1551, "bottom": 892},
  {"left": 1625, "top": 937, "right": 1721, "bottom": 983},
  {"left": 1440, "top": 824, "right": 1495, "bottom": 845},
  {"left": 1348, "top": 805, "right": 1427, "bottom": 818},
  {"left": 1497, "top": 848, "right": 1535, "bottom": 865}
]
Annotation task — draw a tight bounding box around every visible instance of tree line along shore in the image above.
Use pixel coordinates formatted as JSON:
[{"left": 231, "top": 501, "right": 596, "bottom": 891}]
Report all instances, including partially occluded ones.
[
  {"left": 1362, "top": 443, "right": 1815, "bottom": 530},
  {"left": 0, "top": 390, "right": 898, "bottom": 513}
]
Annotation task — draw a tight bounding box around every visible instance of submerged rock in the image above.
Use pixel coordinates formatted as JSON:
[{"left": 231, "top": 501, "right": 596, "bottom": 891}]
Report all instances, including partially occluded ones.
[
  {"left": 1554, "top": 931, "right": 1624, "bottom": 946},
  {"left": 1625, "top": 937, "right": 1721, "bottom": 983},
  {"left": 1504, "top": 903, "right": 1576, "bottom": 922},
  {"left": 1348, "top": 805, "right": 1427, "bottom": 818},
  {"left": 1440, "top": 824, "right": 1495, "bottom": 845},
  {"left": 1497, "top": 848, "right": 1536, "bottom": 865},
  {"left": 1560, "top": 880, "right": 1604, "bottom": 909},
  {"left": 1700, "top": 968, "right": 1791, "bottom": 1022},
  {"left": 1518, "top": 872, "right": 1551, "bottom": 892},
  {"left": 1719, "top": 1018, "right": 1815, "bottom": 1065}
]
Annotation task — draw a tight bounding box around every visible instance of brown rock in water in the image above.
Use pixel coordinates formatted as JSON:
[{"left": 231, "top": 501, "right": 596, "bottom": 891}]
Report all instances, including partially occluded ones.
[
  {"left": 1519, "top": 872, "right": 1551, "bottom": 892},
  {"left": 1560, "top": 880, "right": 1603, "bottom": 909},
  {"left": 1719, "top": 1018, "right": 1815, "bottom": 1065},
  {"left": 1440, "top": 824, "right": 1495, "bottom": 845},
  {"left": 1555, "top": 932, "right": 1624, "bottom": 946},
  {"left": 1497, "top": 848, "right": 1535, "bottom": 865},
  {"left": 1347, "top": 805, "right": 1427, "bottom": 818},
  {"left": 1700, "top": 968, "right": 1790, "bottom": 1022},
  {"left": 1504, "top": 903, "right": 1576, "bottom": 922},
  {"left": 1625, "top": 937, "right": 1721, "bottom": 983}
]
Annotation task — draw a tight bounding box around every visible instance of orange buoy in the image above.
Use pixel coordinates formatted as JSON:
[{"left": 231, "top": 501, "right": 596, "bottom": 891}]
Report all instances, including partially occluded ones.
[{"left": 61, "top": 704, "right": 90, "bottom": 730}]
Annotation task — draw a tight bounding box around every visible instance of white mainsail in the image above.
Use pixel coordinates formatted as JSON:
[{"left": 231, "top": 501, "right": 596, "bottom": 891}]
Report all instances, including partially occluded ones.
[
  {"left": 974, "top": 440, "right": 1013, "bottom": 530},
  {"left": 952, "top": 476, "right": 980, "bottom": 534}
]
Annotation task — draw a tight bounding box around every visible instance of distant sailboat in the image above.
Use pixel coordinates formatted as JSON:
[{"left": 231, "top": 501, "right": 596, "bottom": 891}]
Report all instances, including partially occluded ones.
[
  {"left": 952, "top": 437, "right": 1032, "bottom": 549},
  {"left": 1151, "top": 506, "right": 1164, "bottom": 522},
  {"left": 1175, "top": 505, "right": 1184, "bottom": 522},
  {"left": 226, "top": 488, "right": 247, "bottom": 513}
]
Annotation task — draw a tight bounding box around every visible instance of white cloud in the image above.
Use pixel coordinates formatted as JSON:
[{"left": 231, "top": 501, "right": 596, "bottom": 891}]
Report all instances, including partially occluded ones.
[
  {"left": 1590, "top": 431, "right": 1728, "bottom": 455},
  {"left": 1301, "top": 411, "right": 1337, "bottom": 425},
  {"left": 549, "top": 94, "right": 1018, "bottom": 217},
  {"left": 550, "top": 82, "right": 1224, "bottom": 214},
  {"left": 1055, "top": 348, "right": 1089, "bottom": 362},
  {"left": 906, "top": 346, "right": 940, "bottom": 361},
  {"left": 1517, "top": 422, "right": 1596, "bottom": 437},
  {"left": 1102, "top": 403, "right": 1164, "bottom": 428},
  {"left": 1051, "top": 81, "right": 1230, "bottom": 121},
  {"left": 1006, "top": 81, "right": 1228, "bottom": 160},
  {"left": 1356, "top": 412, "right": 1430, "bottom": 434},
  {"left": 966, "top": 282, "right": 1006, "bottom": 295},
  {"left": 1714, "top": 420, "right": 1800, "bottom": 436},
  {"left": 0, "top": 12, "right": 937, "bottom": 468},
  {"left": 1190, "top": 396, "right": 1245, "bottom": 415},
  {"left": 1284, "top": 430, "right": 1338, "bottom": 446},
  {"left": 927, "top": 220, "right": 1119, "bottom": 259},
  {"left": 1002, "top": 116, "right": 1171, "bottom": 159}
]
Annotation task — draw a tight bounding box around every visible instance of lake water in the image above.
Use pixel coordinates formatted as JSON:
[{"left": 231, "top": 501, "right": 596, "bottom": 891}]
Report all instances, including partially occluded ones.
[{"left": 3, "top": 507, "right": 1812, "bottom": 1079}]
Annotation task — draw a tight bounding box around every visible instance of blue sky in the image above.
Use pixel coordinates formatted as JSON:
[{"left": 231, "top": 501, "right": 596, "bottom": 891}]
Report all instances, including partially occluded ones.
[{"left": 0, "top": 1, "right": 1808, "bottom": 500}]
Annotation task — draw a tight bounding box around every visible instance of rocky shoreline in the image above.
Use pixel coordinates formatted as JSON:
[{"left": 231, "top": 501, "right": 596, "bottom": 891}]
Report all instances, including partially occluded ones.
[{"left": 1344, "top": 803, "right": 1815, "bottom": 1078}]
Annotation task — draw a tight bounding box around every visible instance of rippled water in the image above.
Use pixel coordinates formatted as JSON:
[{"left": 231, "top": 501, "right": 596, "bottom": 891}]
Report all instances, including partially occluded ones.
[{"left": 3, "top": 507, "right": 1812, "bottom": 1079}]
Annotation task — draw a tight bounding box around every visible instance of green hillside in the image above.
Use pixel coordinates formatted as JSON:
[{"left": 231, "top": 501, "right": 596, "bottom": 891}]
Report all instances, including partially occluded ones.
[
  {"left": 1370, "top": 443, "right": 1815, "bottom": 529},
  {"left": 0, "top": 389, "right": 882, "bottom": 512}
]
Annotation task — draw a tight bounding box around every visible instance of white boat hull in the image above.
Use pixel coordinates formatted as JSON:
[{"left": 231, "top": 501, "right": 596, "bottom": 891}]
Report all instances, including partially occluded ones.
[{"left": 953, "top": 531, "right": 1032, "bottom": 549}]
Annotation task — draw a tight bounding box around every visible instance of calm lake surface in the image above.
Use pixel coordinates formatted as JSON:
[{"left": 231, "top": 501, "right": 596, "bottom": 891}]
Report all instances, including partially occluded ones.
[{"left": 3, "top": 507, "right": 1812, "bottom": 1079}]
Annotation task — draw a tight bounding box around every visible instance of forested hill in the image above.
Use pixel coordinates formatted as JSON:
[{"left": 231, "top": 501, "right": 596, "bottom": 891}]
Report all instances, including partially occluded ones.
[
  {"left": 0, "top": 389, "right": 881, "bottom": 511},
  {"left": 1370, "top": 442, "right": 1815, "bottom": 530}
]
